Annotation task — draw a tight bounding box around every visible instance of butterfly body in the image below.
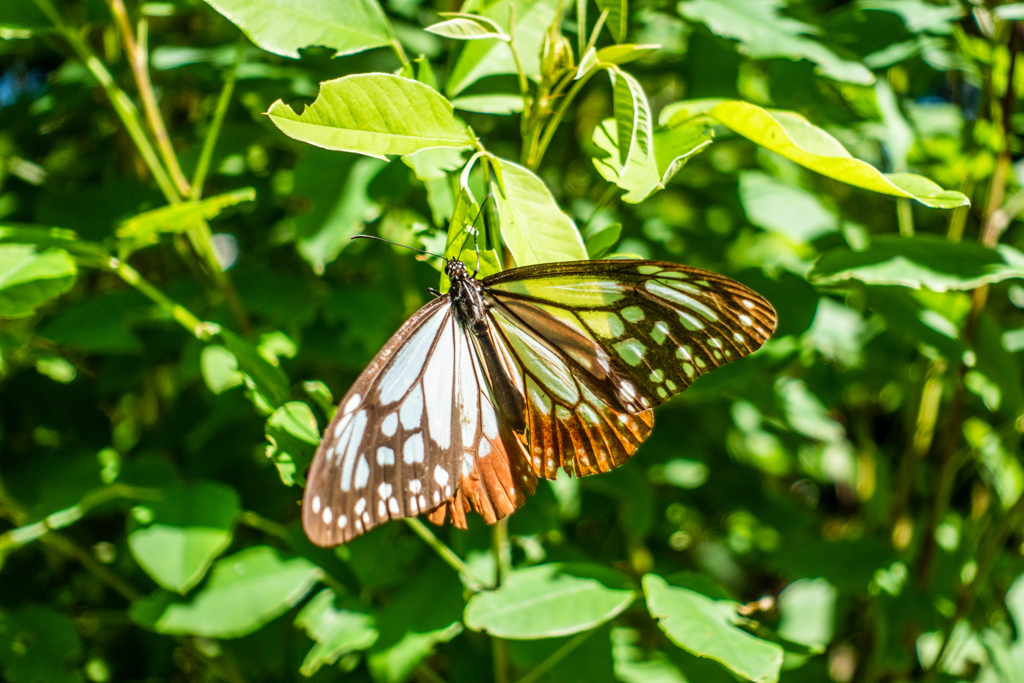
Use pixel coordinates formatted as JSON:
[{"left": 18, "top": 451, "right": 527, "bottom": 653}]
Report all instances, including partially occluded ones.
[{"left": 303, "top": 258, "right": 776, "bottom": 547}]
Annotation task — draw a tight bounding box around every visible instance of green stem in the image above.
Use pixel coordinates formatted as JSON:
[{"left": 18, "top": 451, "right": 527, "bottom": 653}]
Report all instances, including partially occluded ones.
[
  {"left": 237, "top": 510, "right": 290, "bottom": 540},
  {"left": 530, "top": 68, "right": 598, "bottom": 169},
  {"left": 0, "top": 484, "right": 160, "bottom": 560},
  {"left": 192, "top": 37, "right": 245, "bottom": 200},
  {"left": 513, "top": 630, "right": 594, "bottom": 683},
  {"left": 405, "top": 518, "right": 489, "bottom": 589},
  {"left": 896, "top": 198, "right": 914, "bottom": 236},
  {"left": 32, "top": 0, "right": 179, "bottom": 203},
  {"left": 107, "top": 0, "right": 191, "bottom": 196},
  {"left": 106, "top": 256, "right": 220, "bottom": 340},
  {"left": 41, "top": 532, "right": 142, "bottom": 601}
]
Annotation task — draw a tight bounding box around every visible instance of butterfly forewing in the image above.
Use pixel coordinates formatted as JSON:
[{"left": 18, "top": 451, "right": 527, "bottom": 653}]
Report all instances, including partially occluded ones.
[{"left": 303, "top": 258, "right": 776, "bottom": 546}]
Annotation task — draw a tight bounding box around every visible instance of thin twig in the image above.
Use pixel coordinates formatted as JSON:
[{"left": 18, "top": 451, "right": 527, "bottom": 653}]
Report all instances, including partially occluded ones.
[
  {"left": 405, "top": 518, "right": 490, "bottom": 589},
  {"left": 192, "top": 37, "right": 245, "bottom": 200},
  {"left": 107, "top": 0, "right": 191, "bottom": 196},
  {"left": 530, "top": 67, "right": 598, "bottom": 169},
  {"left": 513, "top": 630, "right": 595, "bottom": 683}
]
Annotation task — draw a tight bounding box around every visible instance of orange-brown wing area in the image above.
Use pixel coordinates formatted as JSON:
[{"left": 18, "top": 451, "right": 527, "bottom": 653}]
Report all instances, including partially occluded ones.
[{"left": 426, "top": 324, "right": 537, "bottom": 529}]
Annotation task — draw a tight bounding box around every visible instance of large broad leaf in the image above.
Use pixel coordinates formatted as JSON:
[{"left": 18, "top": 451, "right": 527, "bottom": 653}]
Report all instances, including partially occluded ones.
[
  {"left": 464, "top": 563, "right": 636, "bottom": 639},
  {"left": 597, "top": 0, "right": 628, "bottom": 43},
  {"left": 0, "top": 245, "right": 76, "bottom": 318},
  {"left": 446, "top": 0, "right": 559, "bottom": 96},
  {"left": 491, "top": 160, "right": 587, "bottom": 266},
  {"left": 776, "top": 579, "right": 836, "bottom": 653},
  {"left": 127, "top": 482, "right": 241, "bottom": 594},
  {"left": 592, "top": 118, "right": 712, "bottom": 203},
  {"left": 220, "top": 330, "right": 291, "bottom": 410},
  {"left": 644, "top": 574, "right": 784, "bottom": 683},
  {"left": 201, "top": 0, "right": 391, "bottom": 59},
  {"left": 678, "top": 0, "right": 873, "bottom": 84},
  {"left": 267, "top": 74, "right": 476, "bottom": 159},
  {"left": 294, "top": 589, "right": 379, "bottom": 677},
  {"left": 859, "top": 0, "right": 965, "bottom": 34},
  {"left": 810, "top": 237, "right": 1024, "bottom": 291},
  {"left": 265, "top": 401, "right": 321, "bottom": 487},
  {"left": 130, "top": 546, "right": 322, "bottom": 638},
  {"left": 661, "top": 100, "right": 970, "bottom": 209},
  {"left": 738, "top": 172, "right": 838, "bottom": 242},
  {"left": 0, "top": 606, "right": 83, "bottom": 683}
]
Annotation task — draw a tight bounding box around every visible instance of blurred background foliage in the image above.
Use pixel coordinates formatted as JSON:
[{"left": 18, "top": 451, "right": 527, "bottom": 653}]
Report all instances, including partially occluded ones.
[{"left": 1, "top": 0, "right": 1024, "bottom": 682}]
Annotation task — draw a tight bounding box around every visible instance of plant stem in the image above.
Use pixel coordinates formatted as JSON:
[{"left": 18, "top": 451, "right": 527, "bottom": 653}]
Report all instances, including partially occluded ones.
[
  {"left": 529, "top": 68, "right": 598, "bottom": 169},
  {"left": 32, "top": 0, "right": 179, "bottom": 202},
  {"left": 492, "top": 518, "right": 512, "bottom": 683},
  {"left": 896, "top": 198, "right": 914, "bottom": 236},
  {"left": 513, "top": 630, "right": 594, "bottom": 683},
  {"left": 107, "top": 0, "right": 191, "bottom": 196},
  {"left": 405, "top": 518, "right": 489, "bottom": 589},
  {"left": 41, "top": 533, "right": 142, "bottom": 601},
  {"left": 192, "top": 37, "right": 245, "bottom": 200}
]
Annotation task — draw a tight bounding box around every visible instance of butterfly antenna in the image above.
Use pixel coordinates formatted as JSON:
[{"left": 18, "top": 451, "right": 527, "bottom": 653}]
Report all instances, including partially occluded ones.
[
  {"left": 457, "top": 193, "right": 495, "bottom": 276},
  {"left": 351, "top": 234, "right": 444, "bottom": 260}
]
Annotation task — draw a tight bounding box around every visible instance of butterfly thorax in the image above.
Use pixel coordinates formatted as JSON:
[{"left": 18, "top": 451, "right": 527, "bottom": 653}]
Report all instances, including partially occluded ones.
[{"left": 446, "top": 259, "right": 488, "bottom": 334}]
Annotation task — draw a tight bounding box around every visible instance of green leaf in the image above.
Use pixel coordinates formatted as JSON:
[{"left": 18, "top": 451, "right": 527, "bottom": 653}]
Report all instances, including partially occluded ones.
[
  {"left": 116, "top": 188, "right": 255, "bottom": 246},
  {"left": 291, "top": 150, "right": 386, "bottom": 275},
  {"left": 661, "top": 100, "right": 969, "bottom": 208},
  {"left": 450, "top": 94, "right": 526, "bottom": 114},
  {"left": 0, "top": 606, "right": 83, "bottom": 683},
  {"left": 612, "top": 627, "right": 689, "bottom": 683},
  {"left": 810, "top": 236, "right": 1024, "bottom": 291},
  {"left": 267, "top": 74, "right": 476, "bottom": 159},
  {"left": 592, "top": 118, "right": 712, "bottom": 203},
  {"left": 130, "top": 546, "right": 322, "bottom": 638},
  {"left": 995, "top": 3, "right": 1024, "bottom": 20},
  {"left": 491, "top": 160, "right": 587, "bottom": 266},
  {"left": 597, "top": 0, "right": 628, "bottom": 43},
  {"left": 425, "top": 17, "right": 507, "bottom": 41},
  {"left": 446, "top": 0, "right": 559, "bottom": 96},
  {"left": 610, "top": 67, "right": 652, "bottom": 167},
  {"left": 441, "top": 189, "right": 502, "bottom": 292},
  {"left": 200, "top": 345, "right": 244, "bottom": 394},
  {"left": 585, "top": 222, "right": 622, "bottom": 258},
  {"left": 678, "top": 0, "right": 874, "bottom": 84},
  {"left": 201, "top": 0, "right": 392, "bottom": 59},
  {"left": 38, "top": 290, "right": 150, "bottom": 354},
  {"left": 402, "top": 147, "right": 467, "bottom": 182},
  {"left": 294, "top": 589, "right": 379, "bottom": 677},
  {"left": 0, "top": 245, "right": 76, "bottom": 318},
  {"left": 597, "top": 43, "right": 661, "bottom": 65},
  {"left": 738, "top": 171, "right": 838, "bottom": 242},
  {"left": 860, "top": 0, "right": 965, "bottom": 34},
  {"left": 776, "top": 579, "right": 835, "bottom": 652},
  {"left": 127, "top": 482, "right": 241, "bottom": 594},
  {"left": 644, "top": 574, "right": 784, "bottom": 683},
  {"left": 265, "top": 401, "right": 321, "bottom": 487},
  {"left": 464, "top": 563, "right": 636, "bottom": 638},
  {"left": 220, "top": 330, "right": 291, "bottom": 410}
]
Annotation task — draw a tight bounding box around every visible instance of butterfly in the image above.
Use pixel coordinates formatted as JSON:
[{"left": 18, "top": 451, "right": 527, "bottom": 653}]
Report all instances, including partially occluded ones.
[{"left": 302, "top": 256, "right": 776, "bottom": 546}]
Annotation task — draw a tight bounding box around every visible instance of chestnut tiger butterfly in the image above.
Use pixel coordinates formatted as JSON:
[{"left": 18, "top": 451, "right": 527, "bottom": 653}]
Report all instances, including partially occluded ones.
[{"left": 301, "top": 238, "right": 776, "bottom": 546}]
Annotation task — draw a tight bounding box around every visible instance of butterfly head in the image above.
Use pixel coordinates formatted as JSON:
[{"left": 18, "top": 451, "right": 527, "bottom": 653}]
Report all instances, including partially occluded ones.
[{"left": 445, "top": 258, "right": 471, "bottom": 283}]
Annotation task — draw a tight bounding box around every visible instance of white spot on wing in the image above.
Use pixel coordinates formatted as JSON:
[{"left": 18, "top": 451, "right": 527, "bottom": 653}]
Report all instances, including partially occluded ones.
[
  {"left": 377, "top": 446, "right": 395, "bottom": 466},
  {"left": 333, "top": 412, "right": 353, "bottom": 439},
  {"left": 400, "top": 384, "right": 424, "bottom": 431},
  {"left": 355, "top": 498, "right": 366, "bottom": 515},
  {"left": 311, "top": 495, "right": 321, "bottom": 514},
  {"left": 381, "top": 413, "right": 398, "bottom": 437},
  {"left": 423, "top": 317, "right": 455, "bottom": 447},
  {"left": 481, "top": 399, "right": 498, "bottom": 439},
  {"left": 742, "top": 299, "right": 755, "bottom": 309},
  {"left": 322, "top": 507, "right": 333, "bottom": 525},
  {"left": 454, "top": 330, "right": 479, "bottom": 446},
  {"left": 409, "top": 479, "right": 422, "bottom": 494},
  {"left": 739, "top": 314, "right": 753, "bottom": 326},
  {"left": 354, "top": 455, "right": 370, "bottom": 489},
  {"left": 378, "top": 309, "right": 448, "bottom": 405},
  {"left": 434, "top": 465, "right": 450, "bottom": 487},
  {"left": 338, "top": 515, "right": 347, "bottom": 529},
  {"left": 343, "top": 393, "right": 361, "bottom": 414},
  {"left": 339, "top": 411, "right": 368, "bottom": 491},
  {"left": 378, "top": 500, "right": 387, "bottom": 517},
  {"left": 389, "top": 497, "right": 400, "bottom": 515},
  {"left": 403, "top": 433, "right": 424, "bottom": 464},
  {"left": 378, "top": 482, "right": 392, "bottom": 499}
]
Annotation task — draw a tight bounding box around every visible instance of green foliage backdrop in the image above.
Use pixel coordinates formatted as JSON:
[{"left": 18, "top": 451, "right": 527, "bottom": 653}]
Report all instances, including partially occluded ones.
[{"left": 0, "top": 0, "right": 1023, "bottom": 682}]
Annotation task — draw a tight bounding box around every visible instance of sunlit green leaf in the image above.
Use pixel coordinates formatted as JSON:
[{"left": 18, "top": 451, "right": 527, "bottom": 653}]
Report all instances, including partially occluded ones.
[
  {"left": 450, "top": 94, "right": 526, "bottom": 114},
  {"left": 267, "top": 74, "right": 476, "bottom": 159},
  {"left": 491, "top": 160, "right": 587, "bottom": 266},
  {"left": 116, "top": 188, "right": 255, "bottom": 245},
  {"left": 294, "top": 589, "right": 378, "bottom": 677},
  {"left": 127, "top": 482, "right": 240, "bottom": 594},
  {"left": 810, "top": 237, "right": 1024, "bottom": 291},
  {"left": 426, "top": 17, "right": 507, "bottom": 41},
  {"left": 0, "top": 245, "right": 76, "bottom": 318},
  {"left": 265, "top": 401, "right": 320, "bottom": 487},
  {"left": 585, "top": 222, "right": 621, "bottom": 258},
  {"left": 446, "top": 0, "right": 559, "bottom": 96},
  {"left": 130, "top": 546, "right": 322, "bottom": 638},
  {"left": 610, "top": 67, "right": 651, "bottom": 167},
  {"left": 465, "top": 563, "right": 636, "bottom": 638},
  {"left": 597, "top": 43, "right": 660, "bottom": 64},
  {"left": 220, "top": 330, "right": 291, "bottom": 410},
  {"left": 859, "top": 0, "right": 964, "bottom": 34},
  {"left": 202, "top": 0, "right": 392, "bottom": 58},
  {"left": 777, "top": 579, "right": 835, "bottom": 652},
  {"left": 738, "top": 172, "right": 838, "bottom": 242},
  {"left": 644, "top": 574, "right": 784, "bottom": 683},
  {"left": 661, "top": 100, "right": 969, "bottom": 208},
  {"left": 597, "top": 0, "right": 628, "bottom": 43},
  {"left": 200, "top": 345, "right": 244, "bottom": 394},
  {"left": 441, "top": 189, "right": 502, "bottom": 292}
]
